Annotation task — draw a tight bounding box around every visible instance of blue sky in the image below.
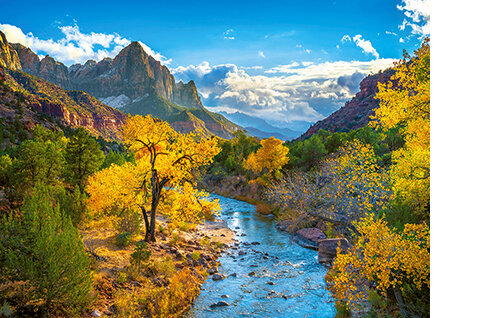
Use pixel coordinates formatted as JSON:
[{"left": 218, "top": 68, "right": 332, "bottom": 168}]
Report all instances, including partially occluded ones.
[{"left": 0, "top": 0, "right": 429, "bottom": 131}]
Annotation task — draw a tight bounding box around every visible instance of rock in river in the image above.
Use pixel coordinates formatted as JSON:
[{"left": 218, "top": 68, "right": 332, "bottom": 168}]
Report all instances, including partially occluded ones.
[
  {"left": 292, "top": 228, "right": 327, "bottom": 249},
  {"left": 211, "top": 273, "right": 225, "bottom": 281},
  {"left": 210, "top": 301, "right": 230, "bottom": 308}
]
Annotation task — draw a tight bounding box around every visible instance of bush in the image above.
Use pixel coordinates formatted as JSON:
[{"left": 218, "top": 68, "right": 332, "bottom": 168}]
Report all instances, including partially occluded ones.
[
  {"left": 0, "top": 184, "right": 92, "bottom": 316},
  {"left": 130, "top": 241, "right": 151, "bottom": 273},
  {"left": 158, "top": 255, "right": 176, "bottom": 278},
  {"left": 114, "top": 268, "right": 204, "bottom": 318},
  {"left": 115, "top": 209, "right": 142, "bottom": 236},
  {"left": 116, "top": 232, "right": 132, "bottom": 247}
]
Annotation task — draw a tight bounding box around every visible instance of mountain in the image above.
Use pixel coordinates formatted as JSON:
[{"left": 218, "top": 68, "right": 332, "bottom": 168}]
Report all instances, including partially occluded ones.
[
  {"left": 218, "top": 111, "right": 301, "bottom": 140},
  {"left": 0, "top": 32, "right": 21, "bottom": 70},
  {"left": 299, "top": 69, "right": 395, "bottom": 139},
  {"left": 243, "top": 126, "right": 289, "bottom": 140},
  {"left": 12, "top": 41, "right": 240, "bottom": 139},
  {"left": 0, "top": 31, "right": 127, "bottom": 143}
]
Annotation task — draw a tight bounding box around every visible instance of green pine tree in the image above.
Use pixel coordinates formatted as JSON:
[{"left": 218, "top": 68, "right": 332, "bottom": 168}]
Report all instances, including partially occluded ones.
[
  {"left": 64, "top": 127, "right": 105, "bottom": 190},
  {"left": 0, "top": 183, "right": 92, "bottom": 316}
]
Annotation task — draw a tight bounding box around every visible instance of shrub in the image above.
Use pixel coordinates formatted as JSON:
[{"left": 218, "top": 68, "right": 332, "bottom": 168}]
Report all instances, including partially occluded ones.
[
  {"left": 130, "top": 241, "right": 151, "bottom": 273},
  {"left": 114, "top": 268, "right": 204, "bottom": 318},
  {"left": 115, "top": 209, "right": 142, "bottom": 236},
  {"left": 115, "top": 232, "right": 132, "bottom": 247},
  {"left": 158, "top": 255, "right": 176, "bottom": 278}
]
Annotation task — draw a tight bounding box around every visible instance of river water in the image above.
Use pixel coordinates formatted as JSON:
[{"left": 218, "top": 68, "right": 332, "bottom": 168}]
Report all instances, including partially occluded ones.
[{"left": 187, "top": 194, "right": 336, "bottom": 318}]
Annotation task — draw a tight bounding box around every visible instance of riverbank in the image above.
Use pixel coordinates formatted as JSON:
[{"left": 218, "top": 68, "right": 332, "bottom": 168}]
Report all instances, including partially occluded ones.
[{"left": 80, "top": 216, "right": 235, "bottom": 317}]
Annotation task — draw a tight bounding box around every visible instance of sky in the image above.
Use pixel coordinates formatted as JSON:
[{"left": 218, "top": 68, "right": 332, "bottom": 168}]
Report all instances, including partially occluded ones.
[{"left": 0, "top": 0, "right": 430, "bottom": 131}]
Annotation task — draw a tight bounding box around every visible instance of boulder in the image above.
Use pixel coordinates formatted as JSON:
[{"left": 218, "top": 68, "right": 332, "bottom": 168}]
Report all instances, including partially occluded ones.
[
  {"left": 317, "top": 238, "right": 351, "bottom": 264},
  {"left": 210, "top": 301, "right": 230, "bottom": 308},
  {"left": 292, "top": 228, "right": 327, "bottom": 249},
  {"left": 211, "top": 273, "right": 225, "bottom": 281}
]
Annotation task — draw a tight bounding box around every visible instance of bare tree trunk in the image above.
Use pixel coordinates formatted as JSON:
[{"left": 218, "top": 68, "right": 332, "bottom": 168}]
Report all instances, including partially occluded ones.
[
  {"left": 393, "top": 285, "right": 408, "bottom": 318},
  {"left": 146, "top": 169, "right": 158, "bottom": 242},
  {"left": 141, "top": 206, "right": 150, "bottom": 236}
]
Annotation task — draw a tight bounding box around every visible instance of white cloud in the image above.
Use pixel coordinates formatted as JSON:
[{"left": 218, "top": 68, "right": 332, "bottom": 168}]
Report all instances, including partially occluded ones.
[
  {"left": 305, "top": 49, "right": 311, "bottom": 54},
  {"left": 400, "top": 37, "right": 405, "bottom": 43},
  {"left": 397, "top": 0, "right": 430, "bottom": 37},
  {"left": 172, "top": 58, "right": 396, "bottom": 124},
  {"left": 137, "top": 41, "right": 172, "bottom": 64},
  {"left": 340, "top": 34, "right": 380, "bottom": 59},
  {"left": 258, "top": 51, "right": 266, "bottom": 58},
  {"left": 385, "top": 30, "right": 398, "bottom": 36},
  {"left": 341, "top": 35, "right": 351, "bottom": 43},
  {"left": 0, "top": 23, "right": 171, "bottom": 65}
]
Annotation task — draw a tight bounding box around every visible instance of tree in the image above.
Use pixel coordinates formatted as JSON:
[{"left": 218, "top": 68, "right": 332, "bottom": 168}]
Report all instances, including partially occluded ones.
[
  {"left": 64, "top": 127, "right": 104, "bottom": 190},
  {"left": 12, "top": 129, "right": 65, "bottom": 194},
  {"left": 0, "top": 184, "right": 92, "bottom": 315},
  {"left": 87, "top": 115, "right": 221, "bottom": 242},
  {"left": 243, "top": 136, "right": 289, "bottom": 179},
  {"left": 370, "top": 38, "right": 430, "bottom": 216},
  {"left": 267, "top": 141, "right": 390, "bottom": 233},
  {"left": 329, "top": 216, "right": 429, "bottom": 316}
]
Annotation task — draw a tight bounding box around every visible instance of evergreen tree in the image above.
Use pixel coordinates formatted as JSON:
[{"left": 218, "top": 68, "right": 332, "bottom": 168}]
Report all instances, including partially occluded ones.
[
  {"left": 64, "top": 127, "right": 104, "bottom": 190},
  {"left": 0, "top": 184, "right": 92, "bottom": 316}
]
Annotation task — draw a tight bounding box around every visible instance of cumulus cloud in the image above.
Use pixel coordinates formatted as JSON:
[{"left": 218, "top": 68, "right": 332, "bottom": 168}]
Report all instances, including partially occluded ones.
[
  {"left": 0, "top": 23, "right": 171, "bottom": 65},
  {"left": 172, "top": 58, "right": 395, "bottom": 124},
  {"left": 258, "top": 51, "right": 266, "bottom": 58},
  {"left": 397, "top": 0, "right": 430, "bottom": 37},
  {"left": 342, "top": 34, "right": 379, "bottom": 59}
]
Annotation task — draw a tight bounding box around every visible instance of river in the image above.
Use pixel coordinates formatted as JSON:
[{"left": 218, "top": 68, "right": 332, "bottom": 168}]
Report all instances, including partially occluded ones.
[{"left": 187, "top": 194, "right": 336, "bottom": 318}]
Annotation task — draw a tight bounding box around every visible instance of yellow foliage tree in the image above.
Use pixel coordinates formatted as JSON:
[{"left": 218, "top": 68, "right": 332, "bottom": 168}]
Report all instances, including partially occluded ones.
[
  {"left": 330, "top": 216, "right": 429, "bottom": 315},
  {"left": 243, "top": 136, "right": 289, "bottom": 179},
  {"left": 87, "top": 115, "right": 220, "bottom": 242},
  {"left": 371, "top": 38, "right": 430, "bottom": 214}
]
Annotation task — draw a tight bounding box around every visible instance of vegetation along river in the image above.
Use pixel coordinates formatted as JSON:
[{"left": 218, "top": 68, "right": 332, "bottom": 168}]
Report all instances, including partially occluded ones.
[{"left": 188, "top": 194, "right": 337, "bottom": 318}]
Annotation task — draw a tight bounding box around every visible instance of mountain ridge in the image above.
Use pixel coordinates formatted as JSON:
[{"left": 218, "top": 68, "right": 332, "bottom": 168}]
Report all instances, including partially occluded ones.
[{"left": 10, "top": 39, "right": 240, "bottom": 138}]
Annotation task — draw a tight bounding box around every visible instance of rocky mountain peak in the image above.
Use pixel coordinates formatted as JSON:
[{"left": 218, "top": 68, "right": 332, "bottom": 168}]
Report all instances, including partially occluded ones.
[{"left": 0, "top": 31, "right": 22, "bottom": 70}]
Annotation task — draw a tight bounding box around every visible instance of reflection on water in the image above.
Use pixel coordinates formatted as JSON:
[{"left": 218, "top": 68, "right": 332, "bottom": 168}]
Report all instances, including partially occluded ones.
[{"left": 187, "top": 194, "right": 336, "bottom": 318}]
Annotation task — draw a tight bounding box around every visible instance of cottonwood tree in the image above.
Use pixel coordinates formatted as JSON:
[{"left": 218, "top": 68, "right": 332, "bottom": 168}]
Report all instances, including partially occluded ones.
[
  {"left": 371, "top": 38, "right": 430, "bottom": 215},
  {"left": 243, "top": 136, "right": 289, "bottom": 180},
  {"left": 87, "top": 115, "right": 220, "bottom": 242},
  {"left": 267, "top": 140, "right": 390, "bottom": 234}
]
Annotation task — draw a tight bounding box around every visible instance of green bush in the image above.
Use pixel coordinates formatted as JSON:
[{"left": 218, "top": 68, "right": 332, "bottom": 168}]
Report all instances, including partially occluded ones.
[
  {"left": 130, "top": 241, "right": 151, "bottom": 273},
  {"left": 116, "top": 232, "right": 132, "bottom": 247},
  {"left": 115, "top": 209, "right": 142, "bottom": 236}
]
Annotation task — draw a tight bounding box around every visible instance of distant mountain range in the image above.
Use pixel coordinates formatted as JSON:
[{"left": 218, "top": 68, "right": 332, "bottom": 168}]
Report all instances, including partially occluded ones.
[
  {"left": 10, "top": 38, "right": 240, "bottom": 139},
  {"left": 218, "top": 111, "right": 302, "bottom": 140}
]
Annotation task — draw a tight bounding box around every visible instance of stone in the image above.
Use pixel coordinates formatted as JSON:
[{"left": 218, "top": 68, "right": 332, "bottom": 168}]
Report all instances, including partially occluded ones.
[
  {"left": 266, "top": 281, "right": 274, "bottom": 285},
  {"left": 248, "top": 271, "right": 256, "bottom": 276},
  {"left": 251, "top": 241, "right": 261, "bottom": 245},
  {"left": 210, "top": 301, "right": 230, "bottom": 308},
  {"left": 229, "top": 273, "right": 237, "bottom": 278},
  {"left": 221, "top": 294, "right": 230, "bottom": 298},
  {"left": 211, "top": 273, "right": 225, "bottom": 281},
  {"left": 207, "top": 267, "right": 218, "bottom": 274},
  {"left": 292, "top": 228, "right": 327, "bottom": 249},
  {"left": 317, "top": 238, "right": 351, "bottom": 263},
  {"left": 91, "top": 309, "right": 101, "bottom": 317}
]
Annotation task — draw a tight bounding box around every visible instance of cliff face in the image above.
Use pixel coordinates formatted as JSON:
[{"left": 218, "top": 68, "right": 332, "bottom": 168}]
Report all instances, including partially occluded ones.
[
  {"left": 299, "top": 69, "right": 395, "bottom": 139},
  {"left": 13, "top": 41, "right": 203, "bottom": 109},
  {"left": 0, "top": 32, "right": 21, "bottom": 70}
]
